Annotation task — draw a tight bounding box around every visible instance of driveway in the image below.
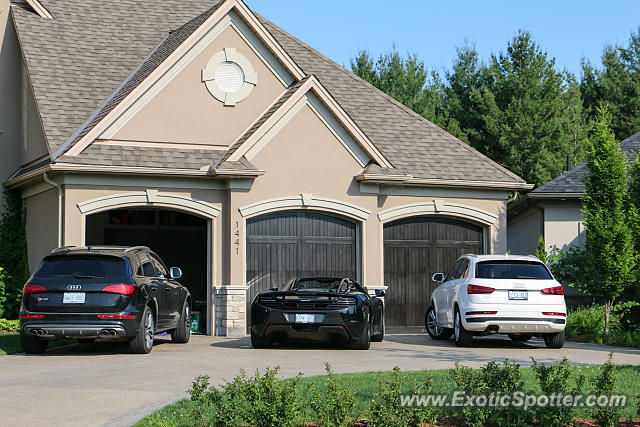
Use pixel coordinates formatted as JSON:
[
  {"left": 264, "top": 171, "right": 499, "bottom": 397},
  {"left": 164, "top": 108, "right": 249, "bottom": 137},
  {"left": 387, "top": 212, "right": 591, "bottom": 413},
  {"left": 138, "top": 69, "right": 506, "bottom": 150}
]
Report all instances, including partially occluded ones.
[{"left": 1, "top": 334, "right": 638, "bottom": 427}]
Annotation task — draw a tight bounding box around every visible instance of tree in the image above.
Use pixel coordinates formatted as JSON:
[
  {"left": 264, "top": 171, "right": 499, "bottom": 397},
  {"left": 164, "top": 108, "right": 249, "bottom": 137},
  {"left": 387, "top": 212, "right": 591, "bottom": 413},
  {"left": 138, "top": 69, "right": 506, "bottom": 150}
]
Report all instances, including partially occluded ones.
[
  {"left": 474, "top": 30, "right": 588, "bottom": 186},
  {"left": 536, "top": 235, "right": 547, "bottom": 263},
  {"left": 626, "top": 155, "right": 640, "bottom": 301},
  {"left": 350, "top": 47, "right": 453, "bottom": 133},
  {"left": 580, "top": 27, "right": 640, "bottom": 140},
  {"left": 581, "top": 106, "right": 636, "bottom": 335}
]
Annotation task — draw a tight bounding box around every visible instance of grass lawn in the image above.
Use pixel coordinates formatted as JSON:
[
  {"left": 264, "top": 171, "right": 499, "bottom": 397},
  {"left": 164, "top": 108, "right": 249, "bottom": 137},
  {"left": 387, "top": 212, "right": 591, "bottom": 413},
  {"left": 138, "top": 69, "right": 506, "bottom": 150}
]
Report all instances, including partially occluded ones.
[
  {"left": 135, "top": 365, "right": 640, "bottom": 426},
  {"left": 0, "top": 332, "right": 74, "bottom": 355}
]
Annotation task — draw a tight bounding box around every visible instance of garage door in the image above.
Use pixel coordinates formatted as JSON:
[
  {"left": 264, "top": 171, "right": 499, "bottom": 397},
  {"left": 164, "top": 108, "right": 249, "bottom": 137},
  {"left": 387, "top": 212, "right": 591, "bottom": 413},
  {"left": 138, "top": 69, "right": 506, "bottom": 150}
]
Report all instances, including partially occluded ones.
[
  {"left": 246, "top": 211, "right": 357, "bottom": 319},
  {"left": 383, "top": 217, "right": 483, "bottom": 328}
]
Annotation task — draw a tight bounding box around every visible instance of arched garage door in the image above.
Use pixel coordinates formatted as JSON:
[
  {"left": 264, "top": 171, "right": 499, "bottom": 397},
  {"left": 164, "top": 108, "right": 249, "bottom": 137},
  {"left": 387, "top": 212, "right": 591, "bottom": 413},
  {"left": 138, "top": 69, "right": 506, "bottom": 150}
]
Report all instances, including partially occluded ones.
[
  {"left": 383, "top": 216, "right": 484, "bottom": 329},
  {"left": 246, "top": 211, "right": 358, "bottom": 321}
]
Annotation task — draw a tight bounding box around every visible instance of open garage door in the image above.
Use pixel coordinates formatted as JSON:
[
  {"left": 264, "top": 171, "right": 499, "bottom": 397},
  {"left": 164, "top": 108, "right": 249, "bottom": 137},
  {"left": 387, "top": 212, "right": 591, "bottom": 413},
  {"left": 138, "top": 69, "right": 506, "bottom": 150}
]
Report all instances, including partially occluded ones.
[
  {"left": 85, "top": 208, "right": 209, "bottom": 333},
  {"left": 383, "top": 216, "right": 484, "bottom": 330},
  {"left": 246, "top": 211, "right": 358, "bottom": 326}
]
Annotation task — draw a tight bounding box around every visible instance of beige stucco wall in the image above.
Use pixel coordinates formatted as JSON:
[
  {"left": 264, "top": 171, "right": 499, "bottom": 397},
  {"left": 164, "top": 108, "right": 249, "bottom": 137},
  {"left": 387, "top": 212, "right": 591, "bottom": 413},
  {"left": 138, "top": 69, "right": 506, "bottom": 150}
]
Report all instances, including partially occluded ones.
[
  {"left": 507, "top": 207, "right": 542, "bottom": 255},
  {"left": 228, "top": 103, "right": 509, "bottom": 292},
  {"left": 111, "top": 24, "right": 286, "bottom": 146},
  {"left": 543, "top": 201, "right": 585, "bottom": 250},
  {"left": 25, "top": 188, "right": 58, "bottom": 272},
  {"left": 0, "top": 2, "right": 22, "bottom": 211}
]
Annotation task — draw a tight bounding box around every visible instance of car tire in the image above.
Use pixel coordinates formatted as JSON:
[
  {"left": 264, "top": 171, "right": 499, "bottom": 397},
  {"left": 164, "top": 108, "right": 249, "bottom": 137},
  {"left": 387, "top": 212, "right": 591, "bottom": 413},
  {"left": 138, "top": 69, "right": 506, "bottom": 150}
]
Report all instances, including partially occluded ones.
[
  {"left": 21, "top": 334, "right": 48, "bottom": 354},
  {"left": 454, "top": 309, "right": 473, "bottom": 347},
  {"left": 544, "top": 331, "right": 565, "bottom": 349},
  {"left": 426, "top": 304, "right": 453, "bottom": 340},
  {"left": 371, "top": 310, "right": 384, "bottom": 342},
  {"left": 352, "top": 323, "right": 371, "bottom": 350},
  {"left": 508, "top": 334, "right": 531, "bottom": 342},
  {"left": 77, "top": 338, "right": 96, "bottom": 344},
  {"left": 171, "top": 301, "right": 191, "bottom": 344},
  {"left": 250, "top": 330, "right": 271, "bottom": 348},
  {"left": 129, "top": 305, "right": 154, "bottom": 354}
]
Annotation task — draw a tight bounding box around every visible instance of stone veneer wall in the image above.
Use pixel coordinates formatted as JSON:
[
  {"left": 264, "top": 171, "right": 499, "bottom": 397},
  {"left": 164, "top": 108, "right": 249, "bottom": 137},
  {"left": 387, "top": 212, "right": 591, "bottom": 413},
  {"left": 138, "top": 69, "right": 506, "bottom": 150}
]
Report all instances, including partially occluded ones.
[{"left": 214, "top": 286, "right": 248, "bottom": 337}]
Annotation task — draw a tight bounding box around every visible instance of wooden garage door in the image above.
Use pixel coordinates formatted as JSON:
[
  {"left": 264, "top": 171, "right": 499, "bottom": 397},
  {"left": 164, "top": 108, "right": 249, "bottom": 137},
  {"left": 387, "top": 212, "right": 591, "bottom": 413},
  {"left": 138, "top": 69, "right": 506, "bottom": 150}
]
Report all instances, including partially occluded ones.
[
  {"left": 246, "top": 211, "right": 357, "bottom": 321},
  {"left": 383, "top": 217, "right": 483, "bottom": 328}
]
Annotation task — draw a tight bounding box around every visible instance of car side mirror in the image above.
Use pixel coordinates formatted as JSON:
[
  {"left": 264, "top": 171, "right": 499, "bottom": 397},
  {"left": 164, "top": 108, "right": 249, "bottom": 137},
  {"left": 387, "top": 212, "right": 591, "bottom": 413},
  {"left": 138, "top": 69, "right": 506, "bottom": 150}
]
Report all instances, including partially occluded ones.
[
  {"left": 170, "top": 267, "right": 182, "bottom": 279},
  {"left": 375, "top": 289, "right": 385, "bottom": 297},
  {"left": 432, "top": 273, "right": 445, "bottom": 283}
]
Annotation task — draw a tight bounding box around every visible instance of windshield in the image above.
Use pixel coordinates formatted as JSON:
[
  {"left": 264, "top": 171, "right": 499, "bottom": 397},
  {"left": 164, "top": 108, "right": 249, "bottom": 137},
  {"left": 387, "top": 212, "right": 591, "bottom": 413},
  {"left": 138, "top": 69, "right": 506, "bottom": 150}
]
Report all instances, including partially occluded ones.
[
  {"left": 283, "top": 278, "right": 343, "bottom": 292},
  {"left": 475, "top": 260, "right": 553, "bottom": 280},
  {"left": 35, "top": 255, "right": 130, "bottom": 279}
]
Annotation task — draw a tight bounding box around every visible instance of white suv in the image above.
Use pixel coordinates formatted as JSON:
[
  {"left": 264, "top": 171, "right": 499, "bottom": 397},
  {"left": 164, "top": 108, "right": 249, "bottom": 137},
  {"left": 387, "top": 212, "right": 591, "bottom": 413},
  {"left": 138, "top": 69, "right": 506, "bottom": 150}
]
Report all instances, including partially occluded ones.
[{"left": 426, "top": 254, "right": 566, "bottom": 348}]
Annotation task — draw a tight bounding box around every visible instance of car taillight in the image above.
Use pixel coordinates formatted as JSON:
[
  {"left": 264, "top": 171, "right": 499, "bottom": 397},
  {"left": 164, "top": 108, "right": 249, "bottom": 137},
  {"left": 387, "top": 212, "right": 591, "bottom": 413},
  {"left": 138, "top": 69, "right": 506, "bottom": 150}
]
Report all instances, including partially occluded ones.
[
  {"left": 467, "top": 284, "right": 495, "bottom": 294},
  {"left": 101, "top": 284, "right": 136, "bottom": 295},
  {"left": 541, "top": 286, "right": 564, "bottom": 295},
  {"left": 23, "top": 284, "right": 47, "bottom": 295},
  {"left": 97, "top": 314, "right": 136, "bottom": 319},
  {"left": 542, "top": 312, "right": 566, "bottom": 317},
  {"left": 21, "top": 314, "right": 46, "bottom": 319},
  {"left": 465, "top": 311, "right": 497, "bottom": 315}
]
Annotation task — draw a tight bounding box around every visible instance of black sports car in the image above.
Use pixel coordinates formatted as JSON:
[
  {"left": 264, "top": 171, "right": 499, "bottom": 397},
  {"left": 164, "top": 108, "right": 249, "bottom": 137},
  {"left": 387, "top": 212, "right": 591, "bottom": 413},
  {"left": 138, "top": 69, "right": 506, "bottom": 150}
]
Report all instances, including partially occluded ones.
[{"left": 250, "top": 277, "right": 384, "bottom": 349}]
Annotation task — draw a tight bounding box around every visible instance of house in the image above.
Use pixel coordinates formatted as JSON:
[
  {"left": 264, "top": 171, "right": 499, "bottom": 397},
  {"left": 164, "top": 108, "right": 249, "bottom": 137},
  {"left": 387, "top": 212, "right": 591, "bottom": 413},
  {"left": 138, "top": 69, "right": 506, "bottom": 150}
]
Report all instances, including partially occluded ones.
[
  {"left": 508, "top": 131, "right": 640, "bottom": 257},
  {"left": 1, "top": 0, "right": 531, "bottom": 336}
]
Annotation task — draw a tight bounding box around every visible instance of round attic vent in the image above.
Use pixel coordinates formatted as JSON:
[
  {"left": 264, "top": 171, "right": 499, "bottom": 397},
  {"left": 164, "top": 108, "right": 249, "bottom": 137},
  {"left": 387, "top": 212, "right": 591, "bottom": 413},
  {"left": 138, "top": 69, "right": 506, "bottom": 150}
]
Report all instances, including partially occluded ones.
[
  {"left": 215, "top": 62, "right": 244, "bottom": 93},
  {"left": 202, "top": 48, "right": 257, "bottom": 106}
]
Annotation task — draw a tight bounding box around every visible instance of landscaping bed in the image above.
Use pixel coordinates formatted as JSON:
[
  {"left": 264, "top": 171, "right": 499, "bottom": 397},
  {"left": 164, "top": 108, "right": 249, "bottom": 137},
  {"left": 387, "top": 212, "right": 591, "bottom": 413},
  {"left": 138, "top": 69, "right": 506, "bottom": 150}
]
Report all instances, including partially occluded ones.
[{"left": 135, "top": 358, "right": 640, "bottom": 427}]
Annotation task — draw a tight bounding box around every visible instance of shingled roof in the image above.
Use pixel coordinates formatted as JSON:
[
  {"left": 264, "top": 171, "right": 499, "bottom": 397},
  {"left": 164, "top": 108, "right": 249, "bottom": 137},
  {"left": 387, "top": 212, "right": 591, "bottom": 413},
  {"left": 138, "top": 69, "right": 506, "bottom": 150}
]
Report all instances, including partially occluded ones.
[
  {"left": 10, "top": 0, "right": 527, "bottom": 187},
  {"left": 531, "top": 131, "right": 640, "bottom": 197}
]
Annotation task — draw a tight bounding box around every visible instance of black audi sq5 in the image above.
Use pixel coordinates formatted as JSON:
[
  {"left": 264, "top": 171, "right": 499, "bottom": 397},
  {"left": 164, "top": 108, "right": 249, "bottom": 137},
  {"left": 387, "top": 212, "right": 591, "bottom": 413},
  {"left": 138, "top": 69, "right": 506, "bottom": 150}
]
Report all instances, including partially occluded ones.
[
  {"left": 19, "top": 246, "right": 191, "bottom": 354},
  {"left": 250, "top": 277, "right": 385, "bottom": 349}
]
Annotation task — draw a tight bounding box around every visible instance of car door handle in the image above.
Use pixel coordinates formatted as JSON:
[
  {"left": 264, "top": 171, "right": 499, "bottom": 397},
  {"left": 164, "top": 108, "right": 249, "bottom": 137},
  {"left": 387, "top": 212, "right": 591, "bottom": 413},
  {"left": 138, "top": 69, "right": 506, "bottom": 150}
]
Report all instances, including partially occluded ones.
[
  {"left": 164, "top": 287, "right": 171, "bottom": 291},
  {"left": 150, "top": 286, "right": 157, "bottom": 291}
]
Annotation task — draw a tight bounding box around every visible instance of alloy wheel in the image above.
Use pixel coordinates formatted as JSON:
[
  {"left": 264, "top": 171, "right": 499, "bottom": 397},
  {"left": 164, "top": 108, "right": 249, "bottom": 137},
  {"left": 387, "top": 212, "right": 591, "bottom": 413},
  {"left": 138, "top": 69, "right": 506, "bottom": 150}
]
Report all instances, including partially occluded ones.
[
  {"left": 427, "top": 309, "right": 441, "bottom": 336},
  {"left": 145, "top": 312, "right": 154, "bottom": 350},
  {"left": 454, "top": 312, "right": 460, "bottom": 342}
]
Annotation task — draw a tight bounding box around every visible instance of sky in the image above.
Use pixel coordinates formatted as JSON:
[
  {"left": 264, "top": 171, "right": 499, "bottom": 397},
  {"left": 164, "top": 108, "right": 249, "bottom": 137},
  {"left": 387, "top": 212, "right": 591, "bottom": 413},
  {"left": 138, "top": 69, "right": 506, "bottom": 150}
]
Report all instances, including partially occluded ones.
[{"left": 245, "top": 0, "right": 640, "bottom": 77}]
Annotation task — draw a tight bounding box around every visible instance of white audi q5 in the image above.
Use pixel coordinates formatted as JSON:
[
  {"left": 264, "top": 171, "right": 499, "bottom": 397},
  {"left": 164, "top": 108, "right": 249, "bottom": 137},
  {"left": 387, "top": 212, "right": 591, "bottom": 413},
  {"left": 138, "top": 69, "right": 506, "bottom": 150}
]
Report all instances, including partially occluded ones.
[{"left": 426, "top": 254, "right": 567, "bottom": 348}]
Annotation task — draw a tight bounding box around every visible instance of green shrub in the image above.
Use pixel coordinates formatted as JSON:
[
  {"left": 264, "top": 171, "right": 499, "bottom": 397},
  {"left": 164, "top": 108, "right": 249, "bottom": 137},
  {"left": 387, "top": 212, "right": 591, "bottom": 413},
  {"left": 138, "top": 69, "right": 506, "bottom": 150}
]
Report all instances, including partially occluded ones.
[
  {"left": 369, "top": 366, "right": 437, "bottom": 427},
  {"left": 565, "top": 305, "right": 621, "bottom": 338},
  {"left": 531, "top": 357, "right": 585, "bottom": 426},
  {"left": 310, "top": 363, "right": 356, "bottom": 427},
  {"left": 188, "top": 367, "right": 304, "bottom": 427},
  {"left": 0, "top": 318, "right": 19, "bottom": 332},
  {"left": 592, "top": 353, "right": 622, "bottom": 427},
  {"left": 450, "top": 360, "right": 532, "bottom": 427},
  {"left": 0, "top": 190, "right": 29, "bottom": 319}
]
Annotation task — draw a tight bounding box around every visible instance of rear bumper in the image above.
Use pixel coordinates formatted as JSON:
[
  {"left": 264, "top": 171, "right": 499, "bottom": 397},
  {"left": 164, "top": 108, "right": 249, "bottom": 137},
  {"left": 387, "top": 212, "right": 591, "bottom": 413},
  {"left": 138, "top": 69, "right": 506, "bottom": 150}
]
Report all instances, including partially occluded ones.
[
  {"left": 463, "top": 316, "right": 565, "bottom": 333},
  {"left": 22, "top": 323, "right": 127, "bottom": 339},
  {"left": 251, "top": 304, "right": 366, "bottom": 344}
]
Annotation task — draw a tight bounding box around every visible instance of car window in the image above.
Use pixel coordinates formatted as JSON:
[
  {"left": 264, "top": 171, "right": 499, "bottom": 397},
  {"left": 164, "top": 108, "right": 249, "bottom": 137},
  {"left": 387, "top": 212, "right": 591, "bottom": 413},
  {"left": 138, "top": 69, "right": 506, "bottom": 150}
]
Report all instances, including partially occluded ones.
[
  {"left": 137, "top": 253, "right": 158, "bottom": 277},
  {"left": 35, "top": 255, "right": 129, "bottom": 279},
  {"left": 475, "top": 260, "right": 553, "bottom": 280},
  {"left": 150, "top": 253, "right": 168, "bottom": 277},
  {"left": 454, "top": 258, "right": 469, "bottom": 279},
  {"left": 445, "top": 260, "right": 461, "bottom": 282}
]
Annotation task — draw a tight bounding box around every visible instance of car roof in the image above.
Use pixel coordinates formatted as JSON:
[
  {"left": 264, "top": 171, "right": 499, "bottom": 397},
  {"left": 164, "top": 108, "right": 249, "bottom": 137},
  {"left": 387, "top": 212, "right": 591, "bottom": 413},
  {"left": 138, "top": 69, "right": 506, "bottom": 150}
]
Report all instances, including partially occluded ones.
[
  {"left": 463, "top": 254, "right": 543, "bottom": 262},
  {"left": 47, "top": 245, "right": 150, "bottom": 257}
]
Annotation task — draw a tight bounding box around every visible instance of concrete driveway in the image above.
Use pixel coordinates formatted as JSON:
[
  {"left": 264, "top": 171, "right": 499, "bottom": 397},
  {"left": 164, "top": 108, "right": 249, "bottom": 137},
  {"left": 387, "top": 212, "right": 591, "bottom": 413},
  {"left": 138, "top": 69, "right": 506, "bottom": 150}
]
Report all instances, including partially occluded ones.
[{"left": 1, "top": 334, "right": 638, "bottom": 427}]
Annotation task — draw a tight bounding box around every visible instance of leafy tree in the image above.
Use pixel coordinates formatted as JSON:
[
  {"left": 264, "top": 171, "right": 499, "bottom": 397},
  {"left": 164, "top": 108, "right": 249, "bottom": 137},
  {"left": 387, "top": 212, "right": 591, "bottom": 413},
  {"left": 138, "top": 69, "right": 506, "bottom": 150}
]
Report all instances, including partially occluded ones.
[
  {"left": 0, "top": 190, "right": 29, "bottom": 318},
  {"left": 626, "top": 156, "right": 640, "bottom": 301},
  {"left": 581, "top": 106, "right": 636, "bottom": 335},
  {"left": 535, "top": 235, "right": 547, "bottom": 263},
  {"left": 474, "top": 30, "right": 588, "bottom": 186},
  {"left": 581, "top": 27, "right": 640, "bottom": 140}
]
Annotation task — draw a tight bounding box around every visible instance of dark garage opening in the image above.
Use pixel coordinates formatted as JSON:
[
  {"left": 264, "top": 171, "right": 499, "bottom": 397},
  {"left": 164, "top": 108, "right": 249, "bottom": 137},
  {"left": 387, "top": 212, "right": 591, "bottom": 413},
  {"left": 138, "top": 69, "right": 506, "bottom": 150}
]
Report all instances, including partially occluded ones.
[{"left": 85, "top": 208, "right": 208, "bottom": 332}]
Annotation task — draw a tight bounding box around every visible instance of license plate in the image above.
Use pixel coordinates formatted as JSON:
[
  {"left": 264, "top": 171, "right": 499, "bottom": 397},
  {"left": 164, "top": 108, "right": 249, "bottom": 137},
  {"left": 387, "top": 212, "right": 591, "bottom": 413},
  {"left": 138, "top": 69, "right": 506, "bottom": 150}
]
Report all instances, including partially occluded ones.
[
  {"left": 508, "top": 290, "right": 528, "bottom": 300},
  {"left": 63, "top": 292, "right": 85, "bottom": 304},
  {"left": 295, "top": 314, "right": 316, "bottom": 323}
]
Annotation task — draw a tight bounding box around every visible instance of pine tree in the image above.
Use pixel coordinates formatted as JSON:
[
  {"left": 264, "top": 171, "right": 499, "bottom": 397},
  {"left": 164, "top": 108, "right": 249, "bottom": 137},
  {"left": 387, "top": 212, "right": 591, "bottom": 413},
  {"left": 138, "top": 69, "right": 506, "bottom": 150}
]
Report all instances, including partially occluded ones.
[
  {"left": 536, "top": 236, "right": 547, "bottom": 263},
  {"left": 582, "top": 106, "right": 636, "bottom": 335}
]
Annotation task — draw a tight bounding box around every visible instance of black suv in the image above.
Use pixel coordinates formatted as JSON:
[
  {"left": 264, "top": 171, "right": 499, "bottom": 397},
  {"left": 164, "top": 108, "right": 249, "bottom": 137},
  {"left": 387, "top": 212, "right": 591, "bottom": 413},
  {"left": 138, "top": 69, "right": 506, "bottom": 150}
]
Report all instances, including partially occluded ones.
[{"left": 19, "top": 246, "right": 191, "bottom": 354}]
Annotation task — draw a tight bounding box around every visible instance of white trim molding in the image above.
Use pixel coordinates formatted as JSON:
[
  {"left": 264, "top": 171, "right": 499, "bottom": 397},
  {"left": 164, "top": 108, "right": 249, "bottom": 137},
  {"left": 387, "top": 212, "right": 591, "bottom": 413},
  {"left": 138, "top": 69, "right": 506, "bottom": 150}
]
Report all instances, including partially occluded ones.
[
  {"left": 239, "top": 194, "right": 371, "bottom": 221},
  {"left": 77, "top": 190, "right": 221, "bottom": 219},
  {"left": 228, "top": 75, "right": 393, "bottom": 169},
  {"left": 377, "top": 199, "right": 497, "bottom": 225},
  {"left": 202, "top": 47, "right": 258, "bottom": 106}
]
